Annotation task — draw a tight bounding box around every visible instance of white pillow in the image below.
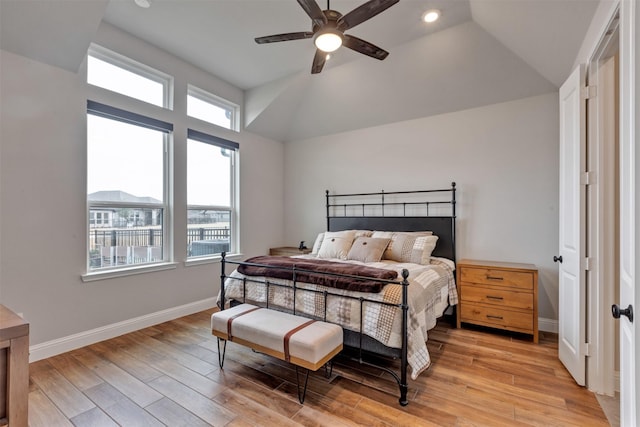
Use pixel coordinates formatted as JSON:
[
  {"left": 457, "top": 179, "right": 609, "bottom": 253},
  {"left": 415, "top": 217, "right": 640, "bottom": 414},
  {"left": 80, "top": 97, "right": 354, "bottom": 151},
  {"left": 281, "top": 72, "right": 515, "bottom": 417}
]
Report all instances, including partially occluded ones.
[
  {"left": 317, "top": 230, "right": 356, "bottom": 260},
  {"left": 311, "top": 232, "right": 325, "bottom": 254},
  {"left": 353, "top": 229, "right": 374, "bottom": 238}
]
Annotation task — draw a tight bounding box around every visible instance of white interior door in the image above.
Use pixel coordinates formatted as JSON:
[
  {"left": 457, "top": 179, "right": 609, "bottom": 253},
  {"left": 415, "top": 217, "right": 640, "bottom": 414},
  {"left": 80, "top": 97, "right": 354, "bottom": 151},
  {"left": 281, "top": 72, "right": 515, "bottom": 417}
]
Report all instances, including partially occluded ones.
[
  {"left": 618, "top": 0, "right": 637, "bottom": 423},
  {"left": 558, "top": 64, "right": 586, "bottom": 386}
]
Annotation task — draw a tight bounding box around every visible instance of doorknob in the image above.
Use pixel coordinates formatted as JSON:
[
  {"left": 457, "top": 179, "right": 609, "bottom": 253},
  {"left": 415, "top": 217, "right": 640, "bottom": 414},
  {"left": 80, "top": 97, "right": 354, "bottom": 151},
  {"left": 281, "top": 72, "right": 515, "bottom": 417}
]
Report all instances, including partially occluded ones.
[
  {"left": 553, "top": 255, "right": 563, "bottom": 263},
  {"left": 612, "top": 304, "right": 634, "bottom": 322}
]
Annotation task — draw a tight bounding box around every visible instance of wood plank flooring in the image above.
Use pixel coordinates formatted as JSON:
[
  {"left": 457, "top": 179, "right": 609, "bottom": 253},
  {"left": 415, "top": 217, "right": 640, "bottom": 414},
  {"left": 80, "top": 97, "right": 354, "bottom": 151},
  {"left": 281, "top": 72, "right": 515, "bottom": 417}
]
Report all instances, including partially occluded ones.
[{"left": 28, "top": 310, "right": 610, "bottom": 426}]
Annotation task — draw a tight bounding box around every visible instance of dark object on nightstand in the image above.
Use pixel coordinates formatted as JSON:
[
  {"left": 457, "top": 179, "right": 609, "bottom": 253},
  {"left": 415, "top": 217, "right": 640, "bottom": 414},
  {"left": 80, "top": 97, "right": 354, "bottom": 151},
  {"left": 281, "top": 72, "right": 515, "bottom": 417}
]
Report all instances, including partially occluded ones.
[{"left": 299, "top": 241, "right": 307, "bottom": 250}]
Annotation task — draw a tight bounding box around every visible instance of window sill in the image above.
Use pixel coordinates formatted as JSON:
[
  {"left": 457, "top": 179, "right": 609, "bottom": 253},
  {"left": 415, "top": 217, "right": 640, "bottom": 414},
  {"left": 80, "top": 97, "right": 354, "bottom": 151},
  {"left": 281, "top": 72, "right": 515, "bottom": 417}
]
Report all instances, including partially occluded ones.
[
  {"left": 184, "top": 252, "right": 244, "bottom": 267},
  {"left": 82, "top": 262, "right": 179, "bottom": 282}
]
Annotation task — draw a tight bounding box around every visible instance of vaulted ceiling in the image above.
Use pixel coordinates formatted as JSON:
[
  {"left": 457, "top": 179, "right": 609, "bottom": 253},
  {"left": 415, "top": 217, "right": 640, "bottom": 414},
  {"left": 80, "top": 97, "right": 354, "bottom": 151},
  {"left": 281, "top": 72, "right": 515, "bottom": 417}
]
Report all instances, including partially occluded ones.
[{"left": 1, "top": 0, "right": 602, "bottom": 142}]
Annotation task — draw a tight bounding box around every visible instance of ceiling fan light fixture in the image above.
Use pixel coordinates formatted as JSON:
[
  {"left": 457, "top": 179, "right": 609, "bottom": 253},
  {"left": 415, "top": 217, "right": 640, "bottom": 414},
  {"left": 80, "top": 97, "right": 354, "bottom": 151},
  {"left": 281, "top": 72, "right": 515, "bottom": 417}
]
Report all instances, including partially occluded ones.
[
  {"left": 314, "top": 28, "right": 343, "bottom": 52},
  {"left": 422, "top": 9, "right": 440, "bottom": 23}
]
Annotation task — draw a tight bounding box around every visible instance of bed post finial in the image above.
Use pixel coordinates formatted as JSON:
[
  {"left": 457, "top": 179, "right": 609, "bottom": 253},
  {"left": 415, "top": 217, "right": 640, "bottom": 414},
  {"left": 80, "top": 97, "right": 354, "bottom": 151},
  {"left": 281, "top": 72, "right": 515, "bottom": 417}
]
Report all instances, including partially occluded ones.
[
  {"left": 326, "top": 190, "right": 330, "bottom": 231},
  {"left": 451, "top": 182, "right": 456, "bottom": 188}
]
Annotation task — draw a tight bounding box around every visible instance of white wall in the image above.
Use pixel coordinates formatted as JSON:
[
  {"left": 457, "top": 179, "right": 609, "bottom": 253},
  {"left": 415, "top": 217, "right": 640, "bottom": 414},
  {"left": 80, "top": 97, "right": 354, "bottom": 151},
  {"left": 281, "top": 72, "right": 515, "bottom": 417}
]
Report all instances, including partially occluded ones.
[
  {"left": 284, "top": 93, "right": 560, "bottom": 321},
  {"left": 0, "top": 25, "right": 284, "bottom": 351}
]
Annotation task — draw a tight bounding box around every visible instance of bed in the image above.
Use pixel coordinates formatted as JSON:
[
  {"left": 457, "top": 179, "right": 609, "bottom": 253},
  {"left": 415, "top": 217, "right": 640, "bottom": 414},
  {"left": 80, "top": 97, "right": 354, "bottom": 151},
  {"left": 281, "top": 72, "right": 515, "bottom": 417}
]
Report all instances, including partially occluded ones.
[{"left": 217, "top": 183, "right": 458, "bottom": 405}]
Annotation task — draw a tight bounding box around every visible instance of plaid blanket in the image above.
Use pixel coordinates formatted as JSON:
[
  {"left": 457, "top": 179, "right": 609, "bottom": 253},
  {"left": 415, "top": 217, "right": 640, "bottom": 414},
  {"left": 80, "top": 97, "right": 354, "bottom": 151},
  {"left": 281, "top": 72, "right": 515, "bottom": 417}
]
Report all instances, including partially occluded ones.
[{"left": 218, "top": 255, "right": 458, "bottom": 380}]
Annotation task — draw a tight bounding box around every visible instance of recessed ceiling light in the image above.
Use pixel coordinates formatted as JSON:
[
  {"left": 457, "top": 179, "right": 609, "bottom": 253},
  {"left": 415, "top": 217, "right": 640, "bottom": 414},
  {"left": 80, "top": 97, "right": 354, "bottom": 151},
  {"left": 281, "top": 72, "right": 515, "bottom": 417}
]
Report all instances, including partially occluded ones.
[
  {"left": 422, "top": 9, "right": 440, "bottom": 23},
  {"left": 134, "top": 0, "right": 151, "bottom": 8}
]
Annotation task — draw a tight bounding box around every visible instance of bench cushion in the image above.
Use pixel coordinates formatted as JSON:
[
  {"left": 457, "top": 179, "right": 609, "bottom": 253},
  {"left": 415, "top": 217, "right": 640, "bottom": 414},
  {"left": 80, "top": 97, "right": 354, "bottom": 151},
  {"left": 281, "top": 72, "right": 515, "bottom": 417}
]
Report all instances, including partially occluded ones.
[{"left": 211, "top": 303, "right": 343, "bottom": 371}]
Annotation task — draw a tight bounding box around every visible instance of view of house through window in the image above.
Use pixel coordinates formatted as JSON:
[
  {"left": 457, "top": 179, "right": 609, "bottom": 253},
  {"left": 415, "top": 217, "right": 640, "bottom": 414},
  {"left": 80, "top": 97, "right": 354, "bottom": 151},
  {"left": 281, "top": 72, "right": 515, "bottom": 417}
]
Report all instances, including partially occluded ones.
[{"left": 87, "top": 113, "right": 167, "bottom": 270}]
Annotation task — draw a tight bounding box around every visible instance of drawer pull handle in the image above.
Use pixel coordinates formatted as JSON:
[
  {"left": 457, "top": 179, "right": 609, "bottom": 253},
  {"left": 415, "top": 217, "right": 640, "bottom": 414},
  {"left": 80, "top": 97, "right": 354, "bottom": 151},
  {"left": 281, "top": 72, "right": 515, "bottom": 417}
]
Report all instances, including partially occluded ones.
[
  {"left": 486, "top": 315, "right": 504, "bottom": 320},
  {"left": 486, "top": 275, "right": 504, "bottom": 281},
  {"left": 486, "top": 295, "right": 504, "bottom": 300}
]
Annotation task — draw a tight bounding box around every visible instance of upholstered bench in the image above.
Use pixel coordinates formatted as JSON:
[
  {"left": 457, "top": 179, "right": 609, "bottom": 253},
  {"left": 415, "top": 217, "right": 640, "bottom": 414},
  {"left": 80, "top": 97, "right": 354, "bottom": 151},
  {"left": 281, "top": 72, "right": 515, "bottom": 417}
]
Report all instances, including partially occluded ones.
[{"left": 211, "top": 303, "right": 343, "bottom": 403}]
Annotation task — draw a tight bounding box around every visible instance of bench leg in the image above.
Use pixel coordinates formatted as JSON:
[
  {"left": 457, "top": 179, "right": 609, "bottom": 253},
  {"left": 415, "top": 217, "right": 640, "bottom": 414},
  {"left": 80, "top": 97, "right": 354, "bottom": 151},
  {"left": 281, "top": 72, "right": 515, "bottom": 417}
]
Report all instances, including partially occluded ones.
[
  {"left": 295, "top": 366, "right": 311, "bottom": 404},
  {"left": 324, "top": 360, "right": 334, "bottom": 379},
  {"left": 216, "top": 338, "right": 227, "bottom": 368}
]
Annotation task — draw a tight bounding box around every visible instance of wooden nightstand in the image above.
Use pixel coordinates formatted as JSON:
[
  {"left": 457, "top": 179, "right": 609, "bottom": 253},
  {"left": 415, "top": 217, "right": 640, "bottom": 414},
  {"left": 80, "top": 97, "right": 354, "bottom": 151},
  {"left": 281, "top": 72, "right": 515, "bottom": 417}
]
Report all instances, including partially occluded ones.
[
  {"left": 0, "top": 305, "right": 29, "bottom": 427},
  {"left": 457, "top": 259, "right": 538, "bottom": 343},
  {"left": 269, "top": 247, "right": 312, "bottom": 256}
]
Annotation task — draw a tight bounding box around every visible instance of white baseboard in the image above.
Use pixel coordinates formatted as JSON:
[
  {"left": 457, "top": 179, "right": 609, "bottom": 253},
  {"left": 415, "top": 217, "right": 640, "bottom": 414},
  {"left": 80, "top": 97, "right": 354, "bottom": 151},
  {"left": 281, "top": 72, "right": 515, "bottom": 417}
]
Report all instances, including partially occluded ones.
[
  {"left": 538, "top": 317, "right": 558, "bottom": 333},
  {"left": 29, "top": 297, "right": 217, "bottom": 363}
]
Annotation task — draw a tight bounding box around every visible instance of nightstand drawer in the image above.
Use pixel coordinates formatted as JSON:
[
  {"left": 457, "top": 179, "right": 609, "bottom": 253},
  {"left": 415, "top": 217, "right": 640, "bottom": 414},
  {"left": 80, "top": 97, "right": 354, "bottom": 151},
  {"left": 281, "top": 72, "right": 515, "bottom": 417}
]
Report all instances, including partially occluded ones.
[
  {"left": 461, "top": 304, "right": 533, "bottom": 332},
  {"left": 460, "top": 267, "right": 533, "bottom": 290},
  {"left": 460, "top": 285, "right": 533, "bottom": 310}
]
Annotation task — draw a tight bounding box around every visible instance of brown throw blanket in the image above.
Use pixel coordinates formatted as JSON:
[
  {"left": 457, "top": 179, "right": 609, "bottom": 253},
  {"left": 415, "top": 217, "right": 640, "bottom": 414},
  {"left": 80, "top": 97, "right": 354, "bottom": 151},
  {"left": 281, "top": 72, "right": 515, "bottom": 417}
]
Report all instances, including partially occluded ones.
[{"left": 237, "top": 256, "right": 399, "bottom": 293}]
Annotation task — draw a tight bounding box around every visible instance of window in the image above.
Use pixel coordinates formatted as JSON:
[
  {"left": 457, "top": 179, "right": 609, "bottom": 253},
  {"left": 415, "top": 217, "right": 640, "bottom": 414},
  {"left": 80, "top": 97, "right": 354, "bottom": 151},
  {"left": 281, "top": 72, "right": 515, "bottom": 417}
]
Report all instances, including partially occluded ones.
[
  {"left": 187, "top": 85, "right": 239, "bottom": 131},
  {"left": 87, "top": 102, "right": 171, "bottom": 271},
  {"left": 90, "top": 211, "right": 112, "bottom": 227},
  {"left": 187, "top": 129, "right": 238, "bottom": 259},
  {"left": 85, "top": 45, "right": 241, "bottom": 276},
  {"left": 87, "top": 45, "right": 172, "bottom": 108}
]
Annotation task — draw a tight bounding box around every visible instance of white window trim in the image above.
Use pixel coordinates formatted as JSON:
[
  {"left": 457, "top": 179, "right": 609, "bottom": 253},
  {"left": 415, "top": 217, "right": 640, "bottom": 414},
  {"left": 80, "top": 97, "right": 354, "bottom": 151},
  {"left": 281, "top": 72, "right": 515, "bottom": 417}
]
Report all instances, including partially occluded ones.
[
  {"left": 186, "top": 132, "right": 238, "bottom": 260},
  {"left": 88, "top": 43, "right": 174, "bottom": 110},
  {"left": 86, "top": 108, "right": 173, "bottom": 274},
  {"left": 187, "top": 84, "right": 239, "bottom": 132},
  {"left": 82, "top": 262, "right": 179, "bottom": 282}
]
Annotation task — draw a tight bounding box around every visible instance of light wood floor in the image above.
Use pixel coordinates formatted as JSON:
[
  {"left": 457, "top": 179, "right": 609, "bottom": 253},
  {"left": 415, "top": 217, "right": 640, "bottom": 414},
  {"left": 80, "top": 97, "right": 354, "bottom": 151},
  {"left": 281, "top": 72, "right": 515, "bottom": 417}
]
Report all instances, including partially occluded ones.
[{"left": 28, "top": 310, "right": 610, "bottom": 426}]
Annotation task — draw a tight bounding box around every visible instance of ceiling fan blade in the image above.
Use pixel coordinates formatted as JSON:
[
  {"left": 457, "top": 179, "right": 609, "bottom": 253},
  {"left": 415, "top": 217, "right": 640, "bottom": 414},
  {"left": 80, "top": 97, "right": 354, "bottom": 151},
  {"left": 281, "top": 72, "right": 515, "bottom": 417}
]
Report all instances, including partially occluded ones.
[
  {"left": 343, "top": 34, "right": 388, "bottom": 60},
  {"left": 311, "top": 49, "right": 327, "bottom": 74},
  {"left": 255, "top": 32, "right": 314, "bottom": 44},
  {"left": 337, "top": 0, "right": 399, "bottom": 31},
  {"left": 297, "top": 0, "right": 327, "bottom": 27}
]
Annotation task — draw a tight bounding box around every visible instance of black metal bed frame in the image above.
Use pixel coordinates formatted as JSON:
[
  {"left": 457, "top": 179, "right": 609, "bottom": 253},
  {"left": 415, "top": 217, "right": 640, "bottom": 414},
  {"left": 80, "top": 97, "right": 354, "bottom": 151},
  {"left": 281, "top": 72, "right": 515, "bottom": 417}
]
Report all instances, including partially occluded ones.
[{"left": 218, "top": 183, "right": 456, "bottom": 406}]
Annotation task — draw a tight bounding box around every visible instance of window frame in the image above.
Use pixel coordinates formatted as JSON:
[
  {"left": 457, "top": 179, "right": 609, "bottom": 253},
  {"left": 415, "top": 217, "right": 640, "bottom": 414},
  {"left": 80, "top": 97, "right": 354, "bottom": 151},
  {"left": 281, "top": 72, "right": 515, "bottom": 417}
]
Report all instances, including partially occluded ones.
[
  {"left": 85, "top": 102, "right": 173, "bottom": 277},
  {"left": 88, "top": 44, "right": 174, "bottom": 110},
  {"left": 83, "top": 44, "right": 243, "bottom": 280},
  {"left": 187, "top": 84, "right": 239, "bottom": 132},
  {"left": 186, "top": 129, "right": 239, "bottom": 260}
]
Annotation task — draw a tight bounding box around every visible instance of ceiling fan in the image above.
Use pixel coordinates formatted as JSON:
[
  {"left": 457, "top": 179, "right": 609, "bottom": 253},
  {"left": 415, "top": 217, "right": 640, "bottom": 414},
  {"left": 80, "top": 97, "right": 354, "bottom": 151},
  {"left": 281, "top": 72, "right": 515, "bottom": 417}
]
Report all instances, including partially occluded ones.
[{"left": 255, "top": 0, "right": 399, "bottom": 74}]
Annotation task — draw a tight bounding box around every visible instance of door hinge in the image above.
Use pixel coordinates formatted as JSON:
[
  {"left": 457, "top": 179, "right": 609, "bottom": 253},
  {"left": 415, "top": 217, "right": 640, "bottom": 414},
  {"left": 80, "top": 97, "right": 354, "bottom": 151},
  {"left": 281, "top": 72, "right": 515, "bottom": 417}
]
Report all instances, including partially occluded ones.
[
  {"left": 581, "top": 343, "right": 592, "bottom": 357},
  {"left": 580, "top": 171, "right": 596, "bottom": 185},
  {"left": 582, "top": 257, "right": 593, "bottom": 271},
  {"left": 582, "top": 85, "right": 597, "bottom": 99}
]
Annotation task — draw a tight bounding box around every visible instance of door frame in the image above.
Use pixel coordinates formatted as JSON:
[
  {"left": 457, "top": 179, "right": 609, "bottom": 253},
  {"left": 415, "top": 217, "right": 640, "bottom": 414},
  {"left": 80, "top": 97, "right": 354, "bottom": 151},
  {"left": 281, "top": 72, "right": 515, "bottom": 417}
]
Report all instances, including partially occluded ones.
[
  {"left": 618, "top": 0, "right": 638, "bottom": 423},
  {"left": 586, "top": 10, "right": 620, "bottom": 397}
]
